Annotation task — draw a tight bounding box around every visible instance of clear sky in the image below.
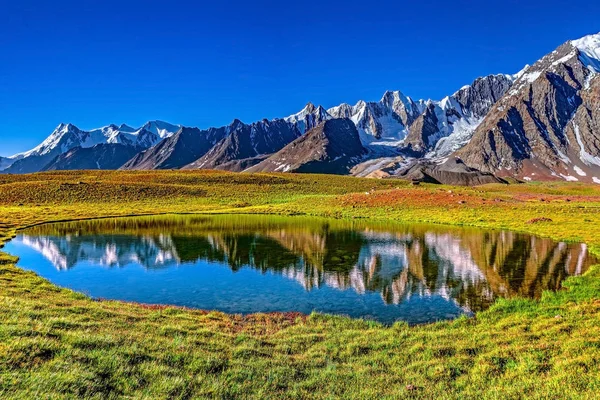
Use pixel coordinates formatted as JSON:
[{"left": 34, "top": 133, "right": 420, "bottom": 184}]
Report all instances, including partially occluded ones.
[{"left": 1, "top": 0, "right": 600, "bottom": 156}]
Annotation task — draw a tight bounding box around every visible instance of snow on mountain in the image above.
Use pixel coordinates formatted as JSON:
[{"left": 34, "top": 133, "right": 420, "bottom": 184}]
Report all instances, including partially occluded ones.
[
  {"left": 315, "top": 74, "right": 512, "bottom": 159},
  {"left": 326, "top": 90, "right": 422, "bottom": 146},
  {"left": 5, "top": 121, "right": 181, "bottom": 174},
  {"left": 351, "top": 100, "right": 407, "bottom": 143},
  {"left": 428, "top": 117, "right": 483, "bottom": 159},
  {"left": 399, "top": 74, "right": 515, "bottom": 159},
  {"left": 117, "top": 123, "right": 136, "bottom": 133},
  {"left": 571, "top": 32, "right": 600, "bottom": 73},
  {"left": 425, "top": 74, "right": 517, "bottom": 159},
  {"left": 14, "top": 123, "right": 99, "bottom": 158},
  {"left": 13, "top": 120, "right": 180, "bottom": 160},
  {"left": 88, "top": 121, "right": 181, "bottom": 148},
  {"left": 285, "top": 93, "right": 421, "bottom": 147},
  {"left": 139, "top": 120, "right": 181, "bottom": 139},
  {"left": 454, "top": 33, "right": 600, "bottom": 183},
  {"left": 285, "top": 103, "right": 331, "bottom": 133},
  {"left": 380, "top": 90, "right": 424, "bottom": 116}
]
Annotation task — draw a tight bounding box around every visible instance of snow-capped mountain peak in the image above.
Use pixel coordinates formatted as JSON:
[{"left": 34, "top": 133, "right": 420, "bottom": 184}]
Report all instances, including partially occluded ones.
[
  {"left": 438, "top": 96, "right": 461, "bottom": 113},
  {"left": 380, "top": 90, "right": 403, "bottom": 104},
  {"left": 511, "top": 64, "right": 531, "bottom": 81},
  {"left": 285, "top": 102, "right": 332, "bottom": 133},
  {"left": 56, "top": 122, "right": 74, "bottom": 131},
  {"left": 15, "top": 123, "right": 85, "bottom": 158},
  {"left": 571, "top": 32, "right": 600, "bottom": 72},
  {"left": 327, "top": 103, "right": 353, "bottom": 118},
  {"left": 89, "top": 124, "right": 123, "bottom": 144},
  {"left": 11, "top": 120, "right": 180, "bottom": 160},
  {"left": 379, "top": 90, "right": 415, "bottom": 112},
  {"left": 140, "top": 120, "right": 181, "bottom": 139},
  {"left": 118, "top": 123, "right": 136, "bottom": 133},
  {"left": 286, "top": 102, "right": 322, "bottom": 121}
]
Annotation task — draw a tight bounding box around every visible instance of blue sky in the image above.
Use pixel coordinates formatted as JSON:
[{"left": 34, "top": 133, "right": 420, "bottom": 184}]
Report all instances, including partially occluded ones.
[{"left": 1, "top": 0, "right": 600, "bottom": 156}]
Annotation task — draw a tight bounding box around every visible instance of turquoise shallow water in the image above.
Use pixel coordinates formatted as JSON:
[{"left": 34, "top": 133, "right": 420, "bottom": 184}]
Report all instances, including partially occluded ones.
[{"left": 4, "top": 214, "right": 596, "bottom": 324}]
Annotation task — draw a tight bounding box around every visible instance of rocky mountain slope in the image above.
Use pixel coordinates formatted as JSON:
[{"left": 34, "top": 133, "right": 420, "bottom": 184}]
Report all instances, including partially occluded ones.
[
  {"left": 184, "top": 119, "right": 300, "bottom": 171},
  {"left": 0, "top": 157, "right": 15, "bottom": 171},
  {"left": 404, "top": 74, "right": 515, "bottom": 157},
  {"left": 42, "top": 144, "right": 142, "bottom": 171},
  {"left": 121, "top": 126, "right": 228, "bottom": 170},
  {"left": 247, "top": 119, "right": 366, "bottom": 174},
  {"left": 455, "top": 33, "right": 600, "bottom": 183}
]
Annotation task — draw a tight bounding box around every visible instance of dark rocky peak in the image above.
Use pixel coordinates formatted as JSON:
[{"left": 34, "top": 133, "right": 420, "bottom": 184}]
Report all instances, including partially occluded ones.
[
  {"left": 453, "top": 74, "right": 514, "bottom": 119},
  {"left": 247, "top": 118, "right": 366, "bottom": 175}
]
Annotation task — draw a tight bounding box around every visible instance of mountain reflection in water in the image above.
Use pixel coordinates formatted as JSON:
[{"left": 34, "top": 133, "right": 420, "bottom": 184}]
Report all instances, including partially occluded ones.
[{"left": 10, "top": 215, "right": 595, "bottom": 322}]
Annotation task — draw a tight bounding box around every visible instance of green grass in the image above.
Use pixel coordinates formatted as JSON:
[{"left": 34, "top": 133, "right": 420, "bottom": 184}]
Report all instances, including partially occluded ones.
[{"left": 1, "top": 170, "right": 600, "bottom": 399}]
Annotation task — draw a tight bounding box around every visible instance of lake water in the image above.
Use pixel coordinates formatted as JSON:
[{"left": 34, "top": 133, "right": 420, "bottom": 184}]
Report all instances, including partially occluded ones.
[{"left": 4, "top": 214, "right": 596, "bottom": 324}]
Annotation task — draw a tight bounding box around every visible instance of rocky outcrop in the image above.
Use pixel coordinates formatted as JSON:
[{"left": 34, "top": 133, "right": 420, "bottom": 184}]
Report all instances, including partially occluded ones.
[
  {"left": 454, "top": 74, "right": 515, "bottom": 119},
  {"left": 395, "top": 158, "right": 506, "bottom": 186},
  {"left": 247, "top": 119, "right": 367, "bottom": 174},
  {"left": 403, "top": 103, "right": 443, "bottom": 153},
  {"left": 184, "top": 119, "right": 300, "bottom": 171}
]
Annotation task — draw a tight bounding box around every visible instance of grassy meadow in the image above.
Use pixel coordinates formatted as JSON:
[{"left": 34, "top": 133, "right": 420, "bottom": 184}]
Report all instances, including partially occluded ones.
[{"left": 1, "top": 170, "right": 600, "bottom": 399}]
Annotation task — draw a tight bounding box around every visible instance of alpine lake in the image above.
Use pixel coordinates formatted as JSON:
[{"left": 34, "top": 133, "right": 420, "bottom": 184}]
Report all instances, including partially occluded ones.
[{"left": 5, "top": 214, "right": 595, "bottom": 325}]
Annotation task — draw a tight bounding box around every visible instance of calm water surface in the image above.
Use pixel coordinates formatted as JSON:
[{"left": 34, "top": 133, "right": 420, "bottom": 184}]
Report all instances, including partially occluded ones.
[{"left": 4, "top": 215, "right": 596, "bottom": 324}]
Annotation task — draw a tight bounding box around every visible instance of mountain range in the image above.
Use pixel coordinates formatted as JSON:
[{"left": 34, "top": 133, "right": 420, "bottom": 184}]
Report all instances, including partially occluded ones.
[{"left": 3, "top": 32, "right": 600, "bottom": 185}]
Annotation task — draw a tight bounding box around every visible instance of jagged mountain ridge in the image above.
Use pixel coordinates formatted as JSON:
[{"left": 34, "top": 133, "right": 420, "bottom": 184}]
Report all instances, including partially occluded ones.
[
  {"left": 121, "top": 126, "right": 229, "bottom": 170},
  {"left": 2, "top": 67, "right": 518, "bottom": 176},
  {"left": 183, "top": 119, "right": 300, "bottom": 171},
  {"left": 3, "top": 32, "right": 600, "bottom": 184},
  {"left": 0, "top": 74, "right": 516, "bottom": 176},
  {"left": 2, "top": 121, "right": 181, "bottom": 174},
  {"left": 407, "top": 74, "right": 516, "bottom": 157},
  {"left": 455, "top": 33, "right": 600, "bottom": 183},
  {"left": 247, "top": 119, "right": 367, "bottom": 174}
]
